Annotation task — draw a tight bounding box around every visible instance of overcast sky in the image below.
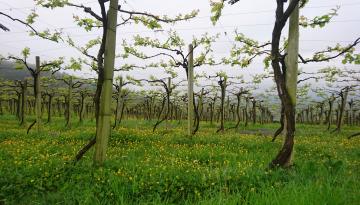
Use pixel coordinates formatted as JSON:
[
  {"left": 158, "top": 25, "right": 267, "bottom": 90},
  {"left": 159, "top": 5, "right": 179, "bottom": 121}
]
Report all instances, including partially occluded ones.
[{"left": 0, "top": 0, "right": 359, "bottom": 99}]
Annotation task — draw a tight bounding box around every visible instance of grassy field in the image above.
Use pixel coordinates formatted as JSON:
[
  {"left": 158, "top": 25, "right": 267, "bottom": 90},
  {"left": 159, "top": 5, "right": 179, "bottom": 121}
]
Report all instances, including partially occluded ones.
[{"left": 0, "top": 115, "right": 359, "bottom": 204}]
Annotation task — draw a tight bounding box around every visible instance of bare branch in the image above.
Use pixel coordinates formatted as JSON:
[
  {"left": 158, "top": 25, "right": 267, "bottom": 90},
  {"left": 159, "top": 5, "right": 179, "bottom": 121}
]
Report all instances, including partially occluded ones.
[
  {"left": 299, "top": 37, "right": 360, "bottom": 64},
  {"left": 0, "top": 12, "right": 61, "bottom": 42}
]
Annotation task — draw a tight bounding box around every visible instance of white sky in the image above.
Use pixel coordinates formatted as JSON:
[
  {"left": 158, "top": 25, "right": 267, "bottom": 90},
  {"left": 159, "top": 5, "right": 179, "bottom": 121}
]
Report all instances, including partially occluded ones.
[{"left": 0, "top": 0, "right": 359, "bottom": 102}]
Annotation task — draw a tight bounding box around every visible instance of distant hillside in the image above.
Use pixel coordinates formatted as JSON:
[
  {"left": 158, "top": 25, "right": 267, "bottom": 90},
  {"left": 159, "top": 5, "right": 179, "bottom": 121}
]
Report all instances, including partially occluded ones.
[
  {"left": 0, "top": 61, "right": 98, "bottom": 92},
  {"left": 0, "top": 61, "right": 64, "bottom": 81},
  {"left": 0, "top": 61, "right": 33, "bottom": 81}
]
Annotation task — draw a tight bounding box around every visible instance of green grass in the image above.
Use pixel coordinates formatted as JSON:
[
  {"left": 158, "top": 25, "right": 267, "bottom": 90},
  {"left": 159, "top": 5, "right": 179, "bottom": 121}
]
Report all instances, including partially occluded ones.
[{"left": 0, "top": 115, "right": 359, "bottom": 204}]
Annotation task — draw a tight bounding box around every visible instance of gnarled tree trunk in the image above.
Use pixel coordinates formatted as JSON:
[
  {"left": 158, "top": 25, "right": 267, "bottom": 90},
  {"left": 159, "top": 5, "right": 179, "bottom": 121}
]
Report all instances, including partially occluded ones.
[{"left": 270, "top": 0, "right": 299, "bottom": 168}]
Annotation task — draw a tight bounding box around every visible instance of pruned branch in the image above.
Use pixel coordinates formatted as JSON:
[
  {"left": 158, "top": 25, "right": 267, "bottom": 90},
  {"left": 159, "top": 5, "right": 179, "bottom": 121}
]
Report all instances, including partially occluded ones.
[
  {"left": 0, "top": 23, "right": 10, "bottom": 31},
  {"left": 66, "top": 3, "right": 103, "bottom": 22}
]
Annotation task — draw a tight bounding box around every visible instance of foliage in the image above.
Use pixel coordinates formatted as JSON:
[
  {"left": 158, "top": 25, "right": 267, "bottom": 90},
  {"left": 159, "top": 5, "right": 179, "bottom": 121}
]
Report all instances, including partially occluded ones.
[
  {"left": 210, "top": 1, "right": 224, "bottom": 25},
  {"left": 299, "top": 6, "right": 339, "bottom": 28},
  {"left": 73, "top": 16, "right": 102, "bottom": 32},
  {"left": 26, "top": 10, "right": 39, "bottom": 25},
  {"left": 122, "top": 30, "right": 220, "bottom": 70}
]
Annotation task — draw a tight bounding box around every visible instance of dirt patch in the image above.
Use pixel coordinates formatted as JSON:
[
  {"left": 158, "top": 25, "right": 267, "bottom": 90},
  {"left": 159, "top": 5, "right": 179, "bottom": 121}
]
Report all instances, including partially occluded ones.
[{"left": 238, "top": 128, "right": 274, "bottom": 137}]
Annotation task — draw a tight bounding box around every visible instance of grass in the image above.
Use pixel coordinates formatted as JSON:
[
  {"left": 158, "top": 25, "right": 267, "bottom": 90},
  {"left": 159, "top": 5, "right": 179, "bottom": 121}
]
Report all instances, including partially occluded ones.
[{"left": 0, "top": 114, "right": 359, "bottom": 204}]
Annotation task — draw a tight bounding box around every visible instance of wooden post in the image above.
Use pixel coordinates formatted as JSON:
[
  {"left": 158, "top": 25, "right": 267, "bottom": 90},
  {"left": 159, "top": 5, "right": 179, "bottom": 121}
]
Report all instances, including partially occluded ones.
[
  {"left": 187, "top": 44, "right": 194, "bottom": 136},
  {"left": 35, "top": 56, "right": 42, "bottom": 133},
  {"left": 93, "top": 0, "right": 119, "bottom": 166},
  {"left": 285, "top": 0, "right": 299, "bottom": 106}
]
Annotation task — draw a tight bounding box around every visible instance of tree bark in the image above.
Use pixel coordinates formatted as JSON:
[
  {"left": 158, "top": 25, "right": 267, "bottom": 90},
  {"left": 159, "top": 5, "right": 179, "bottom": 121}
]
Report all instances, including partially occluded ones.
[
  {"left": 210, "top": 94, "right": 217, "bottom": 126},
  {"left": 252, "top": 99, "right": 256, "bottom": 124},
  {"left": 227, "top": 91, "right": 242, "bottom": 130},
  {"left": 332, "top": 87, "right": 349, "bottom": 133},
  {"left": 192, "top": 93, "right": 200, "bottom": 134},
  {"left": 66, "top": 76, "right": 73, "bottom": 128},
  {"left": 16, "top": 92, "right": 21, "bottom": 120},
  {"left": 187, "top": 44, "right": 194, "bottom": 136},
  {"left": 153, "top": 97, "right": 167, "bottom": 132},
  {"left": 47, "top": 94, "right": 53, "bottom": 123},
  {"left": 245, "top": 97, "right": 249, "bottom": 127},
  {"left": 326, "top": 95, "right": 335, "bottom": 130},
  {"left": 348, "top": 100, "right": 353, "bottom": 126},
  {"left": 79, "top": 92, "right": 86, "bottom": 124},
  {"left": 113, "top": 77, "right": 123, "bottom": 128},
  {"left": 217, "top": 78, "right": 226, "bottom": 133},
  {"left": 270, "top": 0, "right": 299, "bottom": 168},
  {"left": 19, "top": 80, "right": 27, "bottom": 126}
]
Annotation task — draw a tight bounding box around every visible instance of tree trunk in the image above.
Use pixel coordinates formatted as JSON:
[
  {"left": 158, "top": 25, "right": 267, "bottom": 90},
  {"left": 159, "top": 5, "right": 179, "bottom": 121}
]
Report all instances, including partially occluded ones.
[
  {"left": 119, "top": 102, "right": 126, "bottom": 125},
  {"left": 198, "top": 88, "right": 204, "bottom": 122},
  {"left": 153, "top": 96, "right": 167, "bottom": 132},
  {"left": 187, "top": 44, "right": 194, "bottom": 136},
  {"left": 228, "top": 92, "right": 242, "bottom": 130},
  {"left": 348, "top": 100, "right": 353, "bottom": 126},
  {"left": 19, "top": 80, "right": 27, "bottom": 126},
  {"left": 66, "top": 77, "right": 73, "bottom": 128},
  {"left": 319, "top": 103, "right": 324, "bottom": 125},
  {"left": 16, "top": 93, "right": 21, "bottom": 120},
  {"left": 166, "top": 78, "right": 172, "bottom": 129},
  {"left": 235, "top": 94, "right": 241, "bottom": 128},
  {"left": 192, "top": 93, "right": 200, "bottom": 134},
  {"left": 217, "top": 79, "right": 226, "bottom": 133},
  {"left": 210, "top": 94, "right": 217, "bottom": 126},
  {"left": 252, "top": 99, "right": 256, "bottom": 124},
  {"left": 245, "top": 97, "right": 249, "bottom": 127},
  {"left": 79, "top": 93, "right": 85, "bottom": 124},
  {"left": 113, "top": 77, "right": 123, "bottom": 128},
  {"left": 332, "top": 87, "right": 349, "bottom": 133},
  {"left": 226, "top": 95, "right": 230, "bottom": 121},
  {"left": 270, "top": 0, "right": 299, "bottom": 168},
  {"left": 47, "top": 95, "right": 52, "bottom": 123}
]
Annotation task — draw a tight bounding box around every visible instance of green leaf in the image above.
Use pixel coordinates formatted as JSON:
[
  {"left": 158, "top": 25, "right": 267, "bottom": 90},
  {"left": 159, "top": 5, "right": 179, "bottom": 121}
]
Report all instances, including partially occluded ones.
[
  {"left": 210, "top": 1, "right": 224, "bottom": 25},
  {"left": 26, "top": 11, "right": 39, "bottom": 24},
  {"left": 22, "top": 47, "right": 30, "bottom": 59}
]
